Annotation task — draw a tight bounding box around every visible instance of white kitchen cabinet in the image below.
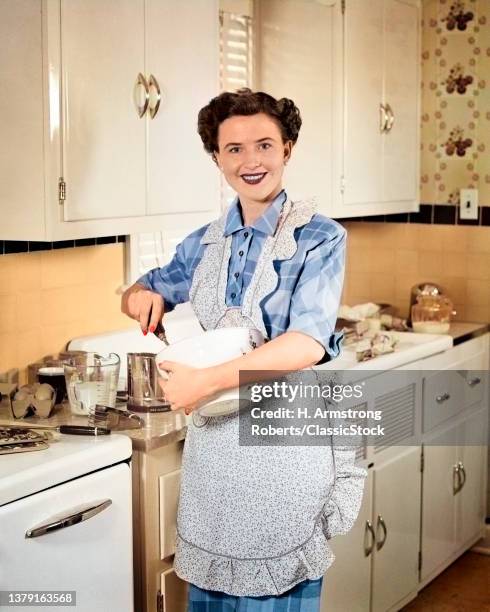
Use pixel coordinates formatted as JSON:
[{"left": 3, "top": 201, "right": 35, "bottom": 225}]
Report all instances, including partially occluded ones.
[
  {"left": 371, "top": 447, "right": 420, "bottom": 612},
  {"left": 0, "top": 0, "right": 220, "bottom": 241},
  {"left": 420, "top": 334, "right": 489, "bottom": 586},
  {"left": 342, "top": 0, "right": 420, "bottom": 217},
  {"left": 257, "top": 0, "right": 420, "bottom": 219},
  {"left": 257, "top": 0, "right": 343, "bottom": 212}
]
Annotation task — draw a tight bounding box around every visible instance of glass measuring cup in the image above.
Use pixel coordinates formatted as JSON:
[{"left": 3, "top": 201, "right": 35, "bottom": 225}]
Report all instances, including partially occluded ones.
[{"left": 64, "top": 352, "right": 120, "bottom": 416}]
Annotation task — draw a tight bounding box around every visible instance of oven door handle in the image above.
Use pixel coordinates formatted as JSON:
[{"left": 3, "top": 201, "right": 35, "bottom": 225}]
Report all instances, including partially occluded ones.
[{"left": 25, "top": 499, "right": 112, "bottom": 538}]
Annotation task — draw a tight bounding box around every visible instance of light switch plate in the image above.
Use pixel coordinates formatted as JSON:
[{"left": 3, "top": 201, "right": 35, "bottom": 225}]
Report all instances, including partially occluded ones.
[{"left": 459, "top": 188, "right": 479, "bottom": 220}]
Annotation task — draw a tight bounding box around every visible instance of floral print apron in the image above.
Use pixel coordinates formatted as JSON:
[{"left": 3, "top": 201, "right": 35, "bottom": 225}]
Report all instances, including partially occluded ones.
[{"left": 173, "top": 198, "right": 367, "bottom": 597}]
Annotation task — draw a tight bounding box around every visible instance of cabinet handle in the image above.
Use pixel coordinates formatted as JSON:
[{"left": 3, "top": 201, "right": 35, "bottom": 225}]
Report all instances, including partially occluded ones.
[
  {"left": 364, "top": 520, "right": 376, "bottom": 557},
  {"left": 436, "top": 392, "right": 450, "bottom": 403},
  {"left": 375, "top": 514, "right": 387, "bottom": 551},
  {"left": 385, "top": 103, "right": 395, "bottom": 132},
  {"left": 458, "top": 461, "right": 466, "bottom": 490},
  {"left": 467, "top": 376, "right": 481, "bottom": 387},
  {"left": 148, "top": 74, "right": 161, "bottom": 119},
  {"left": 134, "top": 72, "right": 150, "bottom": 118},
  {"left": 379, "top": 103, "right": 388, "bottom": 133},
  {"left": 453, "top": 464, "right": 462, "bottom": 494},
  {"left": 25, "top": 499, "right": 112, "bottom": 538}
]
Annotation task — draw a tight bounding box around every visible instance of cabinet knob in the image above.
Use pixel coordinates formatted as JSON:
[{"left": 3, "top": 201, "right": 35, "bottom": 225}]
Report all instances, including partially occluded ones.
[
  {"left": 436, "top": 392, "right": 450, "bottom": 403},
  {"left": 467, "top": 376, "right": 481, "bottom": 387}
]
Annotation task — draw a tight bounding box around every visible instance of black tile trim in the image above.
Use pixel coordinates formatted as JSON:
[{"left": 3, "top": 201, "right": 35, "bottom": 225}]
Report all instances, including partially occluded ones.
[
  {"left": 334, "top": 204, "right": 490, "bottom": 226},
  {"left": 409, "top": 204, "right": 433, "bottom": 224},
  {"left": 74, "top": 238, "right": 96, "bottom": 247},
  {"left": 95, "top": 236, "right": 117, "bottom": 245},
  {"left": 433, "top": 204, "right": 456, "bottom": 225},
  {"left": 4, "top": 241, "right": 28, "bottom": 254},
  {"left": 0, "top": 235, "right": 123, "bottom": 256},
  {"left": 53, "top": 240, "right": 75, "bottom": 249}
]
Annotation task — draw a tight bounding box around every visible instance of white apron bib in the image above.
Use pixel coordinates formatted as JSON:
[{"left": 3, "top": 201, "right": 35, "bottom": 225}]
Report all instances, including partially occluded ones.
[{"left": 173, "top": 198, "right": 366, "bottom": 597}]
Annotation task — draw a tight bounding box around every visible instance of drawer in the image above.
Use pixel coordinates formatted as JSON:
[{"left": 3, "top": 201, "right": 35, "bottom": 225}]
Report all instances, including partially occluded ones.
[
  {"left": 159, "top": 468, "right": 181, "bottom": 559},
  {"left": 423, "top": 370, "right": 463, "bottom": 433},
  {"left": 159, "top": 567, "right": 188, "bottom": 612}
]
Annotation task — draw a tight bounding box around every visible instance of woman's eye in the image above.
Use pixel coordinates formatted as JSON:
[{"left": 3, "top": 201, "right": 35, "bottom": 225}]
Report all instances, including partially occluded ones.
[
  {"left": 229, "top": 147, "right": 241, "bottom": 153},
  {"left": 259, "top": 142, "right": 272, "bottom": 150}
]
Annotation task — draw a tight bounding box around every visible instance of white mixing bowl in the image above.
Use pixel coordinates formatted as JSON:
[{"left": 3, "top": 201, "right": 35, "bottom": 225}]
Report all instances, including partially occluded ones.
[{"left": 156, "top": 327, "right": 264, "bottom": 417}]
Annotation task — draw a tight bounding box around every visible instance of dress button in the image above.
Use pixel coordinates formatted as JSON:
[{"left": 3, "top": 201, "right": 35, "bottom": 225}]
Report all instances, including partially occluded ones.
[
  {"left": 234, "top": 272, "right": 239, "bottom": 278},
  {"left": 244, "top": 231, "right": 249, "bottom": 238},
  {"left": 238, "top": 250, "right": 244, "bottom": 257},
  {"left": 231, "top": 292, "right": 236, "bottom": 299}
]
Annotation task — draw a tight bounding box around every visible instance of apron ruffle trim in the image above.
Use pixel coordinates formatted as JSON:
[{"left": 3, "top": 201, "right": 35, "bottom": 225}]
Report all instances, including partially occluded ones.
[{"left": 173, "top": 516, "right": 335, "bottom": 597}]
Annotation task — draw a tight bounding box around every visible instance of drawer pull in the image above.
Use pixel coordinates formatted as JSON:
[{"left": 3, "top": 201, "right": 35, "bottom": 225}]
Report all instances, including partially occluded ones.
[
  {"left": 436, "top": 392, "right": 450, "bottom": 403},
  {"left": 375, "top": 515, "right": 387, "bottom": 551},
  {"left": 364, "top": 520, "right": 375, "bottom": 557},
  {"left": 467, "top": 377, "right": 481, "bottom": 387},
  {"left": 453, "top": 464, "right": 462, "bottom": 495},
  {"left": 458, "top": 461, "right": 466, "bottom": 490}
]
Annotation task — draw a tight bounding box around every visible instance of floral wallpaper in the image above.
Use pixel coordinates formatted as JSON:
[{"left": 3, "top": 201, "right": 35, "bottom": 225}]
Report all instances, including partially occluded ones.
[{"left": 421, "top": 0, "right": 490, "bottom": 206}]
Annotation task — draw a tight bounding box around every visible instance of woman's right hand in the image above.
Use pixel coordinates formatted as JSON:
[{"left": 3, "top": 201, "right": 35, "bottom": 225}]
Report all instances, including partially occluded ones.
[{"left": 121, "top": 283, "right": 164, "bottom": 334}]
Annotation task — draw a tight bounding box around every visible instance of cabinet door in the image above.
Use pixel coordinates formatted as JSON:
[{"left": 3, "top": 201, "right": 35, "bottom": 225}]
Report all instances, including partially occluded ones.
[
  {"left": 320, "top": 467, "right": 373, "bottom": 612},
  {"left": 421, "top": 424, "right": 459, "bottom": 581},
  {"left": 159, "top": 469, "right": 181, "bottom": 559},
  {"left": 0, "top": 0, "right": 45, "bottom": 240},
  {"left": 382, "top": 0, "right": 419, "bottom": 205},
  {"left": 343, "top": 0, "right": 384, "bottom": 209},
  {"left": 258, "top": 0, "right": 342, "bottom": 214},
  {"left": 371, "top": 446, "right": 420, "bottom": 612},
  {"left": 455, "top": 407, "right": 488, "bottom": 547},
  {"left": 60, "top": 0, "right": 146, "bottom": 221},
  {"left": 146, "top": 0, "right": 220, "bottom": 226},
  {"left": 159, "top": 567, "right": 188, "bottom": 612}
]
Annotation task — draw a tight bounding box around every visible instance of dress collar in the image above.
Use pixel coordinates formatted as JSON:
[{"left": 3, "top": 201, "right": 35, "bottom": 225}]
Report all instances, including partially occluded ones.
[{"left": 224, "top": 189, "right": 287, "bottom": 237}]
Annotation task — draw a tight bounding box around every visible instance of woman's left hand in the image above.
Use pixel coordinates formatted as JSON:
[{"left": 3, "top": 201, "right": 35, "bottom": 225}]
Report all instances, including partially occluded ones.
[{"left": 157, "top": 361, "right": 215, "bottom": 415}]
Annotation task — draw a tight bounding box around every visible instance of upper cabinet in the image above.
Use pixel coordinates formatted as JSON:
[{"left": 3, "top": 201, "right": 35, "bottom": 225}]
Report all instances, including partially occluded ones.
[
  {"left": 0, "top": 0, "right": 220, "bottom": 241},
  {"left": 257, "top": 0, "right": 421, "bottom": 218}
]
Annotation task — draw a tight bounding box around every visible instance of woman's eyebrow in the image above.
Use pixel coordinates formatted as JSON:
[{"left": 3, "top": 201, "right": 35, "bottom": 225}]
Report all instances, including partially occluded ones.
[{"left": 224, "top": 137, "right": 276, "bottom": 148}]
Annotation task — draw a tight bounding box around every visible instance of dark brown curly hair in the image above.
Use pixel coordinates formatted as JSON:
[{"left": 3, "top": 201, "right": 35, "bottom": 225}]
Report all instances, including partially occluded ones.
[{"left": 197, "top": 88, "right": 302, "bottom": 157}]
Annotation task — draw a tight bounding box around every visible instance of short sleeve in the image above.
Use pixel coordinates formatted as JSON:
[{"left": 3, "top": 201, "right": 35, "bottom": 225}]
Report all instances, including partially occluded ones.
[
  {"left": 136, "top": 240, "right": 191, "bottom": 313},
  {"left": 286, "top": 225, "right": 346, "bottom": 363}
]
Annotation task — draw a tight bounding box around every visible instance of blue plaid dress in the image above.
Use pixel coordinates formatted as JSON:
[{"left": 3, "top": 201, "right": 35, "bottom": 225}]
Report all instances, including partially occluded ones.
[
  {"left": 188, "top": 577, "right": 324, "bottom": 611},
  {"left": 137, "top": 189, "right": 346, "bottom": 364}
]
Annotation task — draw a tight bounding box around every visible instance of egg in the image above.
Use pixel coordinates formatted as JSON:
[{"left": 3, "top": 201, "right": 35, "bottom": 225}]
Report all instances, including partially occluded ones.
[{"left": 35, "top": 383, "right": 54, "bottom": 401}]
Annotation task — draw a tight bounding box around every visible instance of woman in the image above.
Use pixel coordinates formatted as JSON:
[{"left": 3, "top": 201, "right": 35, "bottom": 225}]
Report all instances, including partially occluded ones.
[{"left": 122, "top": 88, "right": 367, "bottom": 611}]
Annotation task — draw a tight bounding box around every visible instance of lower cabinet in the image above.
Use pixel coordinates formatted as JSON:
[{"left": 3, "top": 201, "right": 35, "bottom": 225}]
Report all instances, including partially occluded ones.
[
  {"left": 320, "top": 468, "right": 373, "bottom": 612},
  {"left": 158, "top": 567, "right": 188, "bottom": 612},
  {"left": 321, "top": 447, "right": 421, "bottom": 612},
  {"left": 421, "top": 405, "right": 488, "bottom": 583}
]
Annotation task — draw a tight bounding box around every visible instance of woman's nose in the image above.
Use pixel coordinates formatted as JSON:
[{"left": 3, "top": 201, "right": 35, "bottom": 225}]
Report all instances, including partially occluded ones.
[{"left": 242, "top": 151, "right": 261, "bottom": 169}]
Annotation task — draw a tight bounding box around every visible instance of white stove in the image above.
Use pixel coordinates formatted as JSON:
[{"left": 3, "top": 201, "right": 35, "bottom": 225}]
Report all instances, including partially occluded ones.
[{"left": 0, "top": 434, "right": 134, "bottom": 612}]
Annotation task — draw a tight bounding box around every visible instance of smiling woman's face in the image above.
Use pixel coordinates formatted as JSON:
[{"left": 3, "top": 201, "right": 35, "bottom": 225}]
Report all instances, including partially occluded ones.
[{"left": 214, "top": 112, "right": 292, "bottom": 206}]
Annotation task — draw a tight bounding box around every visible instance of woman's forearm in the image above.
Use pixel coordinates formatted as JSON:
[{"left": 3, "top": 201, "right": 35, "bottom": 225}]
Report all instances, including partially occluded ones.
[{"left": 206, "top": 331, "right": 326, "bottom": 395}]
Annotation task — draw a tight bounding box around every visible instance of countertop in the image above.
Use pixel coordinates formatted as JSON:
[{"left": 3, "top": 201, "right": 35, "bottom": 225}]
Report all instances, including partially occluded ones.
[
  {"left": 446, "top": 321, "right": 489, "bottom": 345},
  {"left": 1, "top": 321, "right": 487, "bottom": 453}
]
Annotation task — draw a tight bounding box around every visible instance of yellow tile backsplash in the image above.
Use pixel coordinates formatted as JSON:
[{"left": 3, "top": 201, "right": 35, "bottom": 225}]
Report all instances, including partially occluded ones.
[
  {"left": 0, "top": 244, "right": 133, "bottom": 383},
  {"left": 342, "top": 223, "right": 490, "bottom": 323}
]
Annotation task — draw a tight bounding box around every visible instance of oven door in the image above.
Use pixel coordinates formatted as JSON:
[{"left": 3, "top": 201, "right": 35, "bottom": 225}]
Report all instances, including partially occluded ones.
[{"left": 0, "top": 462, "right": 133, "bottom": 612}]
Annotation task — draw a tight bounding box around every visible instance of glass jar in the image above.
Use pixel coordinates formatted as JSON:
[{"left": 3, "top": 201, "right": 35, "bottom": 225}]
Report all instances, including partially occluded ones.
[{"left": 411, "top": 295, "right": 454, "bottom": 334}]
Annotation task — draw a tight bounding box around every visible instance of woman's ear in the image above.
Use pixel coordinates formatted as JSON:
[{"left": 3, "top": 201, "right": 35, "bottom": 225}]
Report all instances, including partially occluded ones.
[{"left": 212, "top": 152, "right": 222, "bottom": 169}]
